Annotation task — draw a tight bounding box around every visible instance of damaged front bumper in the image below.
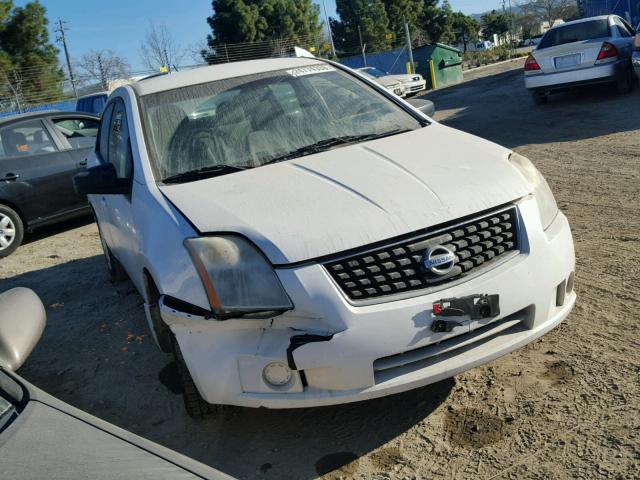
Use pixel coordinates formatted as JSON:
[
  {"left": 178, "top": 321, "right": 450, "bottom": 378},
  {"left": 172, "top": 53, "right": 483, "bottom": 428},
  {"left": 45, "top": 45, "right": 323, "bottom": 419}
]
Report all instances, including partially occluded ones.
[{"left": 160, "top": 197, "right": 576, "bottom": 409}]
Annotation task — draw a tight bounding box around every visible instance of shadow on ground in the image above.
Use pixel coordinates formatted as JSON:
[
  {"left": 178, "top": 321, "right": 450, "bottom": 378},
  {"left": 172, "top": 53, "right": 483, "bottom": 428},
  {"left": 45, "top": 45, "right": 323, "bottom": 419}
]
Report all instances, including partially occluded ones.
[
  {"left": 420, "top": 67, "right": 640, "bottom": 149},
  {"left": 6, "top": 256, "right": 454, "bottom": 479},
  {"left": 23, "top": 214, "right": 94, "bottom": 246}
]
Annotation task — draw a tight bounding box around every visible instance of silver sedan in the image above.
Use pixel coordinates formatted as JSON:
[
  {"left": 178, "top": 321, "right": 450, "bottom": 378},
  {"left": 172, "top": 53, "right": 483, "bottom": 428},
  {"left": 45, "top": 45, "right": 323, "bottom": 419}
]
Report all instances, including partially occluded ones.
[{"left": 524, "top": 15, "right": 637, "bottom": 104}]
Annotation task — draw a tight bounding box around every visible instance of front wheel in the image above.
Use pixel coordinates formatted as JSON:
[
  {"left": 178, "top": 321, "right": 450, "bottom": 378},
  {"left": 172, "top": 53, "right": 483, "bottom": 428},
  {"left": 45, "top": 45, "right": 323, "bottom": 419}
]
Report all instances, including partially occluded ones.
[
  {"left": 172, "top": 336, "right": 217, "bottom": 419},
  {"left": 0, "top": 204, "right": 24, "bottom": 258}
]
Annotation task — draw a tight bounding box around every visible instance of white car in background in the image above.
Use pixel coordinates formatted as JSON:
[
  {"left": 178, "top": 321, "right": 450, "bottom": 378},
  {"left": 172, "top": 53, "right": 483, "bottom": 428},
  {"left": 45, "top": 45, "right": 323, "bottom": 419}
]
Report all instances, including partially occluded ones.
[
  {"left": 356, "top": 67, "right": 406, "bottom": 96},
  {"left": 75, "top": 57, "right": 575, "bottom": 418},
  {"left": 358, "top": 67, "right": 427, "bottom": 95},
  {"left": 525, "top": 15, "right": 637, "bottom": 104}
]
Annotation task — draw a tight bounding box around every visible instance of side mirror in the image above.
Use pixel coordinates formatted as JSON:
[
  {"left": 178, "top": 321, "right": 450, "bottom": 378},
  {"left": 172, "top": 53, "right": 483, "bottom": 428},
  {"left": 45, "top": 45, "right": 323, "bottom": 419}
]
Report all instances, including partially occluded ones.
[
  {"left": 407, "top": 98, "right": 436, "bottom": 117},
  {"left": 0, "top": 288, "right": 46, "bottom": 371},
  {"left": 73, "top": 162, "right": 131, "bottom": 196}
]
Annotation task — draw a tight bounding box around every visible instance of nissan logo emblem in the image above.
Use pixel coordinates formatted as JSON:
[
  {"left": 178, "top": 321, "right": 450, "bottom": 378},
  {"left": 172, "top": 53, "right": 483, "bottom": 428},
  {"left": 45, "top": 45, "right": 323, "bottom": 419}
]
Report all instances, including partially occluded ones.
[{"left": 424, "top": 245, "right": 456, "bottom": 275}]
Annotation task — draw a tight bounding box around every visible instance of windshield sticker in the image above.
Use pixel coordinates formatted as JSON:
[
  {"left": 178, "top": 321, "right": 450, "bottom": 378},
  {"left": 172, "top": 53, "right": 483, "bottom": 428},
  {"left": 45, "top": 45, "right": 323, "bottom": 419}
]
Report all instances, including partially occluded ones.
[{"left": 286, "top": 64, "right": 336, "bottom": 77}]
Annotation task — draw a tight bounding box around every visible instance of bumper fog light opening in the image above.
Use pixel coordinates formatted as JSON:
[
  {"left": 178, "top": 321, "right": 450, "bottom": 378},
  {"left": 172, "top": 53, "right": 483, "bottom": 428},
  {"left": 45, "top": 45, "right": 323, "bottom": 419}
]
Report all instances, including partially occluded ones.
[{"left": 263, "top": 362, "right": 293, "bottom": 387}]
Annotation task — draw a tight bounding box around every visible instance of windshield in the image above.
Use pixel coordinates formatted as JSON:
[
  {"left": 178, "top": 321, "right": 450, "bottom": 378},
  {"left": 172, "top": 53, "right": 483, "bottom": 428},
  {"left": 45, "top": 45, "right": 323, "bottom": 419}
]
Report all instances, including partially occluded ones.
[
  {"left": 139, "top": 63, "right": 423, "bottom": 183},
  {"left": 361, "top": 67, "right": 387, "bottom": 78},
  {"left": 538, "top": 19, "right": 610, "bottom": 49}
]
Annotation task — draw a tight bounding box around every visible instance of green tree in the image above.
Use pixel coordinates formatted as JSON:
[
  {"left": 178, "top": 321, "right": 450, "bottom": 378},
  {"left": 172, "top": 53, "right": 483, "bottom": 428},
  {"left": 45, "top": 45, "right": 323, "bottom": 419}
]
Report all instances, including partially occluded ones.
[
  {"left": 421, "top": 0, "right": 454, "bottom": 44},
  {"left": 383, "top": 0, "right": 424, "bottom": 44},
  {"left": 204, "top": 0, "right": 323, "bottom": 62},
  {"left": 0, "top": 1, "right": 64, "bottom": 106},
  {"left": 481, "top": 10, "right": 510, "bottom": 41},
  {"left": 331, "top": 0, "right": 391, "bottom": 54},
  {"left": 261, "top": 0, "right": 323, "bottom": 40},
  {"left": 451, "top": 11, "right": 478, "bottom": 52},
  {"left": 206, "top": 0, "right": 267, "bottom": 45}
]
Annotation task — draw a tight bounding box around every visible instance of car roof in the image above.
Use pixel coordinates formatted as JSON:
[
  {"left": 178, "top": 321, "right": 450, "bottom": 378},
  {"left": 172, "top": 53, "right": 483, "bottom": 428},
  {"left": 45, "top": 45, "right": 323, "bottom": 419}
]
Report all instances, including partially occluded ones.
[
  {"left": 77, "top": 91, "right": 109, "bottom": 100},
  {"left": 0, "top": 110, "right": 100, "bottom": 125},
  {"left": 131, "top": 57, "right": 325, "bottom": 96}
]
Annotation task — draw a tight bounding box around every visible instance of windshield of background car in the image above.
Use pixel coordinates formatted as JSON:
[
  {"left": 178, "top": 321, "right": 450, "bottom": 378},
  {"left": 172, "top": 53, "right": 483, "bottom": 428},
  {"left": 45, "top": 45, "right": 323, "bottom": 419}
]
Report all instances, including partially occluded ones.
[
  {"left": 538, "top": 19, "right": 610, "bottom": 49},
  {"left": 139, "top": 64, "right": 423, "bottom": 182},
  {"left": 364, "top": 67, "right": 387, "bottom": 77}
]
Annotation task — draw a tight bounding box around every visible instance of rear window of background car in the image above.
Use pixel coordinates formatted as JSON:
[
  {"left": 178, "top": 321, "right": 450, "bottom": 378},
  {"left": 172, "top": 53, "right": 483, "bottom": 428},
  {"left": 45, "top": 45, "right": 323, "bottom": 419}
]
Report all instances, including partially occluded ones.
[{"left": 538, "top": 19, "right": 611, "bottom": 49}]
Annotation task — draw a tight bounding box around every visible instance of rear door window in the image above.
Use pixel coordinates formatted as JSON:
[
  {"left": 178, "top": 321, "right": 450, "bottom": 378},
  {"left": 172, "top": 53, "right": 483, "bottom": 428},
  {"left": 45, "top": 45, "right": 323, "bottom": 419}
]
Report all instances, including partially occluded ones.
[
  {"left": 0, "top": 120, "right": 57, "bottom": 158},
  {"left": 52, "top": 117, "right": 99, "bottom": 149},
  {"left": 538, "top": 19, "right": 611, "bottom": 49}
]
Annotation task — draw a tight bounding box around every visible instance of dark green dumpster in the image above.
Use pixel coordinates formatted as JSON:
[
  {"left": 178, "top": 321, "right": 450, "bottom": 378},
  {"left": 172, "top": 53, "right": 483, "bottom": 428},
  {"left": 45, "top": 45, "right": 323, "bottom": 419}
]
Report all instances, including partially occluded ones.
[{"left": 416, "top": 43, "right": 463, "bottom": 90}]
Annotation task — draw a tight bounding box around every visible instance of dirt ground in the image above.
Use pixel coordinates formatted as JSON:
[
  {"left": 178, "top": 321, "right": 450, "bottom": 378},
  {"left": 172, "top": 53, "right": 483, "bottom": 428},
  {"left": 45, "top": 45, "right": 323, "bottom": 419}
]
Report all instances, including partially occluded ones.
[{"left": 2, "top": 59, "right": 639, "bottom": 479}]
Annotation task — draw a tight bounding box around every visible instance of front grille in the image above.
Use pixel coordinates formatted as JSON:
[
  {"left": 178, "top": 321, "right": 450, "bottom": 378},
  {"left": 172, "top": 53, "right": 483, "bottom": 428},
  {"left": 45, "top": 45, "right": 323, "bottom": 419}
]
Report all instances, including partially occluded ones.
[{"left": 324, "top": 207, "right": 518, "bottom": 301}]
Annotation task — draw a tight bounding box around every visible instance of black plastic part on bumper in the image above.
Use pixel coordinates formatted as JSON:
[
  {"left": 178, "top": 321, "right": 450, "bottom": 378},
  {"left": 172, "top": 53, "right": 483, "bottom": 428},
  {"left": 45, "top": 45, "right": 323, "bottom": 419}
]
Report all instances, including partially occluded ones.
[{"left": 286, "top": 334, "right": 334, "bottom": 371}]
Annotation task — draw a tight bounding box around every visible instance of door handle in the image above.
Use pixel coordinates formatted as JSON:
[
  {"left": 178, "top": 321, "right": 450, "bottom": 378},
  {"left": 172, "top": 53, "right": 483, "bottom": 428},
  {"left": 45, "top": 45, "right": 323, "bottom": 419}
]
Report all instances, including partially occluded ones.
[
  {"left": 78, "top": 160, "right": 87, "bottom": 167},
  {"left": 3, "top": 173, "right": 19, "bottom": 181}
]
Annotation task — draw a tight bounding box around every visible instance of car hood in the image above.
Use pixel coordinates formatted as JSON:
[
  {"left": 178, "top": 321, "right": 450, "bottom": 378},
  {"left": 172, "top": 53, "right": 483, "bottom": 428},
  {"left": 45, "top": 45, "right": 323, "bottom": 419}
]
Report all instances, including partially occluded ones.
[
  {"left": 376, "top": 77, "right": 402, "bottom": 88},
  {"left": 160, "top": 124, "right": 530, "bottom": 265},
  {"left": 2, "top": 400, "right": 230, "bottom": 479},
  {"left": 387, "top": 74, "right": 422, "bottom": 83}
]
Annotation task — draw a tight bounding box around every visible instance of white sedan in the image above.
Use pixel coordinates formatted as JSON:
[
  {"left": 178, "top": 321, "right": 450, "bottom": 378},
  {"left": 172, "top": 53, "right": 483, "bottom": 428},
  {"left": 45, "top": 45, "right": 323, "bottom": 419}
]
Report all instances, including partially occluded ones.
[
  {"left": 75, "top": 56, "right": 575, "bottom": 417},
  {"left": 524, "top": 15, "right": 636, "bottom": 104},
  {"left": 357, "top": 67, "right": 427, "bottom": 95}
]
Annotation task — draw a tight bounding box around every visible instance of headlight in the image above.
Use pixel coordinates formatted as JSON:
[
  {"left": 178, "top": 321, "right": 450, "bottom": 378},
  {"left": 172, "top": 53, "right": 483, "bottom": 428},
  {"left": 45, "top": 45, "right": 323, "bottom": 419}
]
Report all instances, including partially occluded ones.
[
  {"left": 184, "top": 236, "right": 293, "bottom": 319},
  {"left": 509, "top": 153, "right": 559, "bottom": 230}
]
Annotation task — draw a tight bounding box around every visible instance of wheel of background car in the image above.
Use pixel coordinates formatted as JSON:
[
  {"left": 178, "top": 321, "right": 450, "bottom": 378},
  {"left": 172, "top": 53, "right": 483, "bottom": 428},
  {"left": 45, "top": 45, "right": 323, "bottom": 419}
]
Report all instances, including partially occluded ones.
[
  {"left": 0, "top": 204, "right": 24, "bottom": 258},
  {"left": 97, "top": 222, "right": 127, "bottom": 282},
  {"left": 531, "top": 91, "right": 548, "bottom": 106},
  {"left": 616, "top": 65, "right": 633, "bottom": 95},
  {"left": 172, "top": 335, "right": 216, "bottom": 419}
]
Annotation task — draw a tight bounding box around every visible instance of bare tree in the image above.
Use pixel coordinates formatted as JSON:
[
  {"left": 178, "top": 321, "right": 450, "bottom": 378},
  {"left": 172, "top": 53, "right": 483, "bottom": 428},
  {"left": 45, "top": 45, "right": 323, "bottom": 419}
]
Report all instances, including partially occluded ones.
[
  {"left": 521, "top": 0, "right": 579, "bottom": 29},
  {"left": 186, "top": 39, "right": 209, "bottom": 65},
  {"left": 78, "top": 50, "right": 130, "bottom": 90},
  {"left": 139, "top": 22, "right": 184, "bottom": 72}
]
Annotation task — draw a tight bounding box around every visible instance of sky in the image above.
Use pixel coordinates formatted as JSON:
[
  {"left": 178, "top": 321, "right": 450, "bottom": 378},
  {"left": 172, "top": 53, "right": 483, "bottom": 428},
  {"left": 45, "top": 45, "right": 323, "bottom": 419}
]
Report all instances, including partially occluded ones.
[{"left": 18, "top": 0, "right": 504, "bottom": 71}]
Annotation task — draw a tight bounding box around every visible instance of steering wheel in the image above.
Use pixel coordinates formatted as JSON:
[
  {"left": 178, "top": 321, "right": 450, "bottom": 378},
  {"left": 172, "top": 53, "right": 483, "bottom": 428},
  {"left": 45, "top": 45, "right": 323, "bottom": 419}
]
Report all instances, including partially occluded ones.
[{"left": 169, "top": 125, "right": 220, "bottom": 171}]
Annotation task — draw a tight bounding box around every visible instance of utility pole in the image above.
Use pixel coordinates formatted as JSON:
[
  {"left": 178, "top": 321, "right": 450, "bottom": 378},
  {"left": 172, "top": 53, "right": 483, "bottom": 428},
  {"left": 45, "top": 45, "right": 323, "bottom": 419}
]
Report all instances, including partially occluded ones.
[
  {"left": 54, "top": 19, "right": 78, "bottom": 98},
  {"left": 321, "top": 0, "right": 336, "bottom": 58},
  {"left": 403, "top": 15, "right": 415, "bottom": 74},
  {"left": 358, "top": 25, "right": 367, "bottom": 66}
]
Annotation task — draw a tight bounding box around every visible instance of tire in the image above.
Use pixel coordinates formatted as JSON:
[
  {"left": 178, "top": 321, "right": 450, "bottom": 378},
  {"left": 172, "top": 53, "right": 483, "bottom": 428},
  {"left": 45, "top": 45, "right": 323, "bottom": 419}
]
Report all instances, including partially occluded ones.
[
  {"left": 0, "top": 204, "right": 24, "bottom": 258},
  {"left": 531, "top": 90, "right": 548, "bottom": 105},
  {"left": 616, "top": 66, "right": 632, "bottom": 95},
  {"left": 172, "top": 336, "right": 216, "bottom": 419},
  {"left": 97, "top": 222, "right": 127, "bottom": 282}
]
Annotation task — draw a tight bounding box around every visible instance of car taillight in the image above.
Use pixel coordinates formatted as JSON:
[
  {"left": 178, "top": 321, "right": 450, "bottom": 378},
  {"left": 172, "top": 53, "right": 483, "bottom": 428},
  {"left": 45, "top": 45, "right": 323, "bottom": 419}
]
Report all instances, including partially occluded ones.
[
  {"left": 596, "top": 42, "right": 618, "bottom": 61},
  {"left": 524, "top": 55, "right": 541, "bottom": 71}
]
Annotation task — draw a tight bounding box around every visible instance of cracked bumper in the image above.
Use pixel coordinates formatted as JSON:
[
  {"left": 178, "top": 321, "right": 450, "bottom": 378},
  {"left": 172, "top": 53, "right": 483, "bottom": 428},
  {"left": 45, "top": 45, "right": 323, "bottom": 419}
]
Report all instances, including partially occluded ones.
[{"left": 161, "top": 197, "right": 576, "bottom": 409}]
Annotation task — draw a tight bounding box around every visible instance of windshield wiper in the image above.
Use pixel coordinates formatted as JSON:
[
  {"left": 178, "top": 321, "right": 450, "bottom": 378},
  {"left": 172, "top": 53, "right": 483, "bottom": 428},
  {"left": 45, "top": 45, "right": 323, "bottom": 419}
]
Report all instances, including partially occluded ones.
[
  {"left": 162, "top": 164, "right": 252, "bottom": 184},
  {"left": 262, "top": 129, "right": 411, "bottom": 166}
]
